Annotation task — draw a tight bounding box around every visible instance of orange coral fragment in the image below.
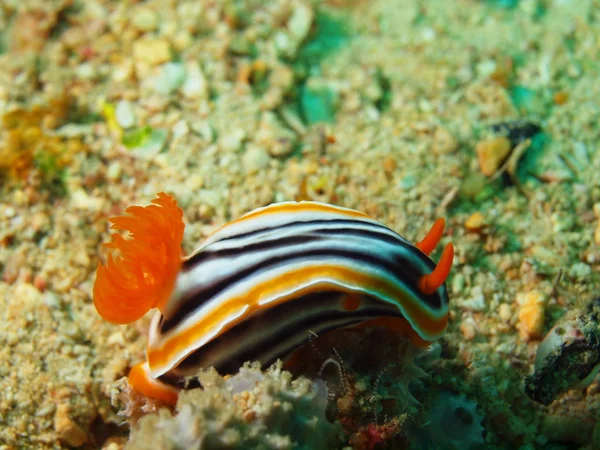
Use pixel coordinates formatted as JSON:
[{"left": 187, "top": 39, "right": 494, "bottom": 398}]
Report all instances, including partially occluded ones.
[
  {"left": 93, "top": 192, "right": 184, "bottom": 324},
  {"left": 415, "top": 218, "right": 445, "bottom": 256},
  {"left": 418, "top": 243, "right": 454, "bottom": 295}
]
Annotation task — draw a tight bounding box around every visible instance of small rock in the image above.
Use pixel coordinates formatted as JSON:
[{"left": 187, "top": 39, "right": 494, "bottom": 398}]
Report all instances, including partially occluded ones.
[
  {"left": 107, "top": 161, "right": 122, "bottom": 181},
  {"left": 219, "top": 129, "right": 246, "bottom": 152},
  {"left": 112, "top": 62, "right": 134, "bottom": 82},
  {"left": 182, "top": 64, "right": 208, "bottom": 99},
  {"left": 460, "top": 317, "right": 477, "bottom": 340},
  {"left": 131, "top": 7, "right": 159, "bottom": 32},
  {"left": 152, "top": 62, "right": 186, "bottom": 95},
  {"left": 273, "top": 31, "right": 294, "bottom": 59},
  {"left": 31, "top": 212, "right": 50, "bottom": 232},
  {"left": 55, "top": 124, "right": 95, "bottom": 138},
  {"left": 553, "top": 91, "right": 568, "bottom": 105},
  {"left": 54, "top": 404, "right": 87, "bottom": 447},
  {"left": 432, "top": 126, "right": 459, "bottom": 154},
  {"left": 185, "top": 173, "right": 204, "bottom": 190},
  {"left": 172, "top": 120, "right": 189, "bottom": 140},
  {"left": 192, "top": 122, "right": 215, "bottom": 143},
  {"left": 451, "top": 273, "right": 465, "bottom": 295},
  {"left": 464, "top": 212, "right": 486, "bottom": 233},
  {"left": 199, "top": 189, "right": 223, "bottom": 212},
  {"left": 476, "top": 59, "right": 497, "bottom": 79},
  {"left": 398, "top": 173, "right": 418, "bottom": 191},
  {"left": 14, "top": 283, "right": 42, "bottom": 305},
  {"left": 256, "top": 112, "right": 297, "bottom": 158},
  {"left": 476, "top": 136, "right": 512, "bottom": 176},
  {"left": 115, "top": 100, "right": 136, "bottom": 129},
  {"left": 70, "top": 189, "right": 104, "bottom": 212},
  {"left": 75, "top": 63, "right": 95, "bottom": 80},
  {"left": 43, "top": 291, "right": 61, "bottom": 309},
  {"left": 133, "top": 38, "right": 171, "bottom": 66},
  {"left": 4, "top": 206, "right": 16, "bottom": 218},
  {"left": 510, "top": 85, "right": 545, "bottom": 116},
  {"left": 33, "top": 274, "right": 47, "bottom": 291},
  {"left": 243, "top": 145, "right": 271, "bottom": 174},
  {"left": 517, "top": 290, "right": 546, "bottom": 341},
  {"left": 568, "top": 262, "right": 592, "bottom": 279},
  {"left": 288, "top": 2, "right": 314, "bottom": 42},
  {"left": 457, "top": 286, "right": 486, "bottom": 311},
  {"left": 498, "top": 303, "right": 512, "bottom": 322},
  {"left": 130, "top": 128, "right": 168, "bottom": 159},
  {"left": 383, "top": 156, "right": 396, "bottom": 175}
]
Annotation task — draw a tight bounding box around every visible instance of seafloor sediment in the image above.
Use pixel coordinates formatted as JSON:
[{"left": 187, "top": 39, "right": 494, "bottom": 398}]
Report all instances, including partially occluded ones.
[{"left": 1, "top": 0, "right": 600, "bottom": 449}]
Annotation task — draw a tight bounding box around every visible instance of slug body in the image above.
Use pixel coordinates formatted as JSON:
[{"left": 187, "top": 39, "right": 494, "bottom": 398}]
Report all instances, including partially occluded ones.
[{"left": 94, "top": 193, "right": 453, "bottom": 404}]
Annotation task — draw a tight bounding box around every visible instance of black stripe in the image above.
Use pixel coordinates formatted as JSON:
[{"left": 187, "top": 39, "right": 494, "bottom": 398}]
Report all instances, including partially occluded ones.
[
  {"left": 178, "top": 224, "right": 438, "bottom": 316},
  {"left": 185, "top": 218, "right": 405, "bottom": 266},
  {"left": 171, "top": 291, "right": 404, "bottom": 377},
  {"left": 156, "top": 372, "right": 202, "bottom": 390},
  {"left": 161, "top": 234, "right": 441, "bottom": 335},
  {"left": 183, "top": 224, "right": 415, "bottom": 270}
]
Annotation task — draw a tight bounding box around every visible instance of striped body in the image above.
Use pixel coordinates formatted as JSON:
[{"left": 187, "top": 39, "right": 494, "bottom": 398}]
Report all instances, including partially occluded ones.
[{"left": 144, "top": 201, "right": 449, "bottom": 387}]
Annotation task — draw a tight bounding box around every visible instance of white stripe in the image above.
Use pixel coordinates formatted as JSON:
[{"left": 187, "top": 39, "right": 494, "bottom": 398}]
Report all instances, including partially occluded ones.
[
  {"left": 149, "top": 304, "right": 249, "bottom": 378},
  {"left": 164, "top": 231, "right": 421, "bottom": 318},
  {"left": 150, "top": 258, "right": 446, "bottom": 375},
  {"left": 196, "top": 201, "right": 384, "bottom": 250},
  {"left": 200, "top": 219, "right": 411, "bottom": 253}
]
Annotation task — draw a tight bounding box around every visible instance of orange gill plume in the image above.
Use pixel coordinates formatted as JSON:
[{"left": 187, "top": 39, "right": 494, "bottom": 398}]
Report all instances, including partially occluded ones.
[{"left": 93, "top": 192, "right": 185, "bottom": 324}]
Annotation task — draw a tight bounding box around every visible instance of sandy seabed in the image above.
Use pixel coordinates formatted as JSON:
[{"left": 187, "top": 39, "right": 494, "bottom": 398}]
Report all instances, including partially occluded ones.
[{"left": 1, "top": 0, "right": 600, "bottom": 448}]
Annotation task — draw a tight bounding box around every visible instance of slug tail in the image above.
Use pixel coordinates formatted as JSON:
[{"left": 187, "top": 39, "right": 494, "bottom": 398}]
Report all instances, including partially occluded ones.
[
  {"left": 93, "top": 192, "right": 184, "bottom": 324},
  {"left": 129, "top": 362, "right": 179, "bottom": 405}
]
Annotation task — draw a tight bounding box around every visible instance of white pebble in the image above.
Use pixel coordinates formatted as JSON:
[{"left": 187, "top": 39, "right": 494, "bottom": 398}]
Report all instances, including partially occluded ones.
[
  {"left": 115, "top": 100, "right": 136, "bottom": 129},
  {"left": 4, "top": 206, "right": 16, "bottom": 218},
  {"left": 107, "top": 161, "right": 122, "bottom": 181},
  {"left": 172, "top": 120, "right": 189, "bottom": 139},
  {"left": 457, "top": 286, "right": 486, "bottom": 311},
  {"left": 153, "top": 63, "right": 186, "bottom": 95},
  {"left": 132, "top": 7, "right": 159, "bottom": 32},
  {"left": 569, "top": 262, "right": 592, "bottom": 279},
  {"left": 288, "top": 3, "right": 314, "bottom": 42},
  {"left": 220, "top": 129, "right": 246, "bottom": 152},
  {"left": 70, "top": 189, "right": 104, "bottom": 212},
  {"left": 243, "top": 145, "right": 271, "bottom": 174},
  {"left": 182, "top": 64, "right": 208, "bottom": 99},
  {"left": 498, "top": 303, "right": 512, "bottom": 322}
]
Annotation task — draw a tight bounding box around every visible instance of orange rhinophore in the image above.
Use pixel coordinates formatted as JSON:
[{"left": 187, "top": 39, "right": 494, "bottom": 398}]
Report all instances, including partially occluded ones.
[
  {"left": 416, "top": 218, "right": 454, "bottom": 295},
  {"left": 415, "top": 218, "right": 446, "bottom": 256},
  {"left": 93, "top": 192, "right": 184, "bottom": 324},
  {"left": 418, "top": 243, "right": 454, "bottom": 295}
]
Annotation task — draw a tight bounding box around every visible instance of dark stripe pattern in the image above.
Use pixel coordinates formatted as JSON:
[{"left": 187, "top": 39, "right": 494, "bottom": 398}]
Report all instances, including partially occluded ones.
[
  {"left": 162, "top": 291, "right": 404, "bottom": 383},
  {"left": 159, "top": 221, "right": 447, "bottom": 336}
]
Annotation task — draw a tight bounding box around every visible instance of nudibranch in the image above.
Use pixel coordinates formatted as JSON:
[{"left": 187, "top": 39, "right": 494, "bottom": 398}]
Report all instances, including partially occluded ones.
[{"left": 94, "top": 192, "right": 453, "bottom": 404}]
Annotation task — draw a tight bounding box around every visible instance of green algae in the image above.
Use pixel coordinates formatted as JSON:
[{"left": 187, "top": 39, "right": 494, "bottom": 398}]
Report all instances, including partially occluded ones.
[
  {"left": 297, "top": 11, "right": 351, "bottom": 67},
  {"left": 299, "top": 81, "right": 337, "bottom": 124}
]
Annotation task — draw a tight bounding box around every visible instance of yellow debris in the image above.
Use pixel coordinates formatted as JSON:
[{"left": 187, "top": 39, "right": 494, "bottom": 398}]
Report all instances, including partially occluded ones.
[
  {"left": 465, "top": 212, "right": 486, "bottom": 233},
  {"left": 54, "top": 404, "right": 87, "bottom": 447},
  {"left": 517, "top": 290, "right": 546, "bottom": 341},
  {"left": 476, "top": 136, "right": 512, "bottom": 177}
]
